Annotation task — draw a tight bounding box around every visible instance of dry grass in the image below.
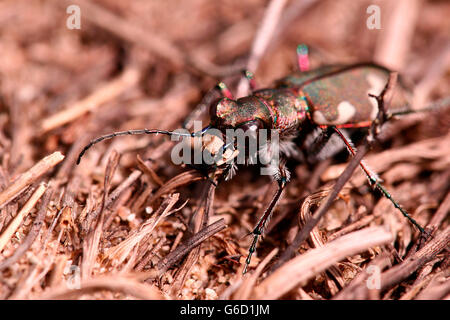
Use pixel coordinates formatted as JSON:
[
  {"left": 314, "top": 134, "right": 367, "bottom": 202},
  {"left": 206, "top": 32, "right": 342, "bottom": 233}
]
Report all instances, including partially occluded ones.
[{"left": 0, "top": 0, "right": 448, "bottom": 300}]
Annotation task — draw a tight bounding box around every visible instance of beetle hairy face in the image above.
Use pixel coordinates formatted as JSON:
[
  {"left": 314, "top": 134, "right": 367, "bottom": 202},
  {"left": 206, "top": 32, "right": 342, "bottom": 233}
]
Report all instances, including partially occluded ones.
[{"left": 191, "top": 132, "right": 239, "bottom": 168}]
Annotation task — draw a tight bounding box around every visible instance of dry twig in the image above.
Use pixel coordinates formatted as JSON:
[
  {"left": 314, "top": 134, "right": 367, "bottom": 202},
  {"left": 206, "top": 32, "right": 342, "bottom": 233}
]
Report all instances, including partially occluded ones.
[
  {"left": 0, "top": 152, "right": 64, "bottom": 208},
  {"left": 0, "top": 183, "right": 47, "bottom": 253},
  {"left": 0, "top": 189, "right": 52, "bottom": 271},
  {"left": 41, "top": 68, "right": 140, "bottom": 133},
  {"left": 34, "top": 275, "right": 163, "bottom": 300},
  {"left": 236, "top": 0, "right": 288, "bottom": 97},
  {"left": 252, "top": 227, "right": 393, "bottom": 299},
  {"left": 157, "top": 218, "right": 226, "bottom": 274}
]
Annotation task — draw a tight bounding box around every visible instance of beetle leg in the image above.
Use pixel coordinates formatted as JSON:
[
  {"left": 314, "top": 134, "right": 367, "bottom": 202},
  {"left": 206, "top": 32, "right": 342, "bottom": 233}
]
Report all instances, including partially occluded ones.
[
  {"left": 332, "top": 126, "right": 427, "bottom": 235},
  {"left": 182, "top": 87, "right": 222, "bottom": 130},
  {"left": 243, "top": 161, "right": 289, "bottom": 274},
  {"left": 306, "top": 126, "right": 335, "bottom": 163},
  {"left": 297, "top": 44, "right": 310, "bottom": 72},
  {"left": 330, "top": 121, "right": 373, "bottom": 129},
  {"left": 185, "top": 163, "right": 218, "bottom": 186},
  {"left": 242, "top": 70, "right": 257, "bottom": 93},
  {"left": 217, "top": 82, "right": 234, "bottom": 100},
  {"left": 183, "top": 81, "right": 235, "bottom": 130}
]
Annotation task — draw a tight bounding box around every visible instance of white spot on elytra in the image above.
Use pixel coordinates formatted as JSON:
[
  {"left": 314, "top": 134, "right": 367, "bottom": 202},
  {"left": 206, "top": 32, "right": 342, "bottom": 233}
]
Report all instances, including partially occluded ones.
[
  {"left": 367, "top": 74, "right": 386, "bottom": 120},
  {"left": 313, "top": 101, "right": 356, "bottom": 125},
  {"left": 313, "top": 111, "right": 327, "bottom": 124}
]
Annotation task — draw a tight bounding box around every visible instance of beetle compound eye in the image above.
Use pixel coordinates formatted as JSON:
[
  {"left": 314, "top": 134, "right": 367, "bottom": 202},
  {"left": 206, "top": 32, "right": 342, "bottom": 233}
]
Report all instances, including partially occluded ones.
[
  {"left": 239, "top": 122, "right": 258, "bottom": 134},
  {"left": 209, "top": 99, "right": 219, "bottom": 118},
  {"left": 215, "top": 98, "right": 236, "bottom": 116},
  {"left": 239, "top": 119, "right": 264, "bottom": 132},
  {"left": 234, "top": 120, "right": 264, "bottom": 148}
]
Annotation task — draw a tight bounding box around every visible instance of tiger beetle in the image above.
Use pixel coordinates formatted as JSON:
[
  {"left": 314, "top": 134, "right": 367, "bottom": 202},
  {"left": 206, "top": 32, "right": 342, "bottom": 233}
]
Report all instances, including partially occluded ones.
[{"left": 77, "top": 44, "right": 436, "bottom": 274}]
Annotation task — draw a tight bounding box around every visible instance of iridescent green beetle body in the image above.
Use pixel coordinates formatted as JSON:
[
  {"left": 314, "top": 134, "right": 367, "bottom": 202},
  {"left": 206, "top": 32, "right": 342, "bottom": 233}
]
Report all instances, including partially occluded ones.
[{"left": 211, "top": 63, "right": 410, "bottom": 134}]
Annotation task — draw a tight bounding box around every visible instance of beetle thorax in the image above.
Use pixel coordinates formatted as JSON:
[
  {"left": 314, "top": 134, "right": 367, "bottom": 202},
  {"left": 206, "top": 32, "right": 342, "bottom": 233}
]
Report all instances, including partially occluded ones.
[{"left": 211, "top": 89, "right": 307, "bottom": 131}]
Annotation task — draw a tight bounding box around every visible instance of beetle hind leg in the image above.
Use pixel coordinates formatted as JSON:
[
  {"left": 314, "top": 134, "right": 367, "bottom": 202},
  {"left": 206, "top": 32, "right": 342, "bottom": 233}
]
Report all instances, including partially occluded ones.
[
  {"left": 305, "top": 126, "right": 341, "bottom": 163},
  {"left": 332, "top": 126, "right": 427, "bottom": 235}
]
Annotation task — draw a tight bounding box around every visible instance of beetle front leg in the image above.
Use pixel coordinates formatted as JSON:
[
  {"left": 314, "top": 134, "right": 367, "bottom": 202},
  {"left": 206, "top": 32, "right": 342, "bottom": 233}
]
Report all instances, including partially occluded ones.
[
  {"left": 183, "top": 89, "right": 220, "bottom": 130},
  {"left": 243, "top": 161, "right": 289, "bottom": 274}
]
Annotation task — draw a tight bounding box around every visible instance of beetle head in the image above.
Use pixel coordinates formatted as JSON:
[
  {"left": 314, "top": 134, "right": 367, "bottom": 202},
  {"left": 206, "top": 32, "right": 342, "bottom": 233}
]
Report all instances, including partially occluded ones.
[{"left": 210, "top": 97, "right": 242, "bottom": 128}]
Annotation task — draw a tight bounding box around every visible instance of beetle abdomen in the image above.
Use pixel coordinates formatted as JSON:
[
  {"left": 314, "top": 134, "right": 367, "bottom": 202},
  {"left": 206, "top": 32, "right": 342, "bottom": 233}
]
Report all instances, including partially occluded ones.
[
  {"left": 277, "top": 65, "right": 344, "bottom": 88},
  {"left": 280, "top": 64, "right": 410, "bottom": 126}
]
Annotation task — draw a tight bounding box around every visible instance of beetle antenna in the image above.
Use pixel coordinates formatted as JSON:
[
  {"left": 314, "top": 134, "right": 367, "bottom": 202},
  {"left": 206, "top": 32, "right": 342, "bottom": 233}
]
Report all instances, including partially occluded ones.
[{"left": 77, "top": 126, "right": 211, "bottom": 165}]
